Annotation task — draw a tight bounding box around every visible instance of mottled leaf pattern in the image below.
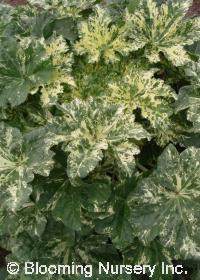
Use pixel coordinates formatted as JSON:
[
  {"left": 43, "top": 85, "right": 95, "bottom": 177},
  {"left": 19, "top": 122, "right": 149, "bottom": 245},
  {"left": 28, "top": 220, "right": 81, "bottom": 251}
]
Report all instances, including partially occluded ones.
[
  {"left": 106, "top": 65, "right": 176, "bottom": 130},
  {"left": 126, "top": 0, "right": 200, "bottom": 66},
  {"left": 52, "top": 98, "right": 150, "bottom": 181},
  {"left": 0, "top": 38, "right": 53, "bottom": 107},
  {"left": 0, "top": 0, "right": 200, "bottom": 278},
  {"left": 0, "top": 123, "right": 54, "bottom": 211},
  {"left": 128, "top": 144, "right": 200, "bottom": 260},
  {"left": 123, "top": 238, "right": 173, "bottom": 280},
  {"left": 74, "top": 6, "right": 136, "bottom": 63},
  {"left": 175, "top": 86, "right": 200, "bottom": 131},
  {"left": 40, "top": 35, "right": 75, "bottom": 106},
  {"left": 67, "top": 143, "right": 106, "bottom": 179}
]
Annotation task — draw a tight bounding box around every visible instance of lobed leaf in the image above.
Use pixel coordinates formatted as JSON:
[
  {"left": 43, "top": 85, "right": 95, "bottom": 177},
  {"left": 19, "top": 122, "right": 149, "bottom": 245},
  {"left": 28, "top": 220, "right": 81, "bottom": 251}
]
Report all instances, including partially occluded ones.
[
  {"left": 0, "top": 38, "right": 53, "bottom": 107},
  {"left": 0, "top": 123, "right": 54, "bottom": 211},
  {"left": 74, "top": 5, "right": 136, "bottom": 64},
  {"left": 128, "top": 144, "right": 200, "bottom": 260},
  {"left": 126, "top": 0, "right": 200, "bottom": 66},
  {"left": 52, "top": 98, "right": 150, "bottom": 182}
]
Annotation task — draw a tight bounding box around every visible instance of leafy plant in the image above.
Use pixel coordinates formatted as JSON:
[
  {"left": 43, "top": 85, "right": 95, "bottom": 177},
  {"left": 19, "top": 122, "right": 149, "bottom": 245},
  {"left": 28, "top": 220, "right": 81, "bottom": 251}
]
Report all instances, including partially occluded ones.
[{"left": 0, "top": 0, "right": 200, "bottom": 280}]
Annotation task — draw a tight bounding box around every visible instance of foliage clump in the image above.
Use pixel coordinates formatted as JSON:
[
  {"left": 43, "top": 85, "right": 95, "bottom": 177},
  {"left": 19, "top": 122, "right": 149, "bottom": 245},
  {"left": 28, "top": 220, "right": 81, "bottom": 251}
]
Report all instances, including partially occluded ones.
[{"left": 0, "top": 0, "right": 200, "bottom": 279}]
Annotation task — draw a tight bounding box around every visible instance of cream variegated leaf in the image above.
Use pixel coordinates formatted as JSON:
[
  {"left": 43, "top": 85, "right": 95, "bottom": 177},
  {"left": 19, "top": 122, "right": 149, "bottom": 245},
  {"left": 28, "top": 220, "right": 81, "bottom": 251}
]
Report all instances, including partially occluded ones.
[
  {"left": 106, "top": 64, "right": 176, "bottom": 131},
  {"left": 1, "top": 0, "right": 200, "bottom": 274},
  {"left": 160, "top": 45, "right": 190, "bottom": 67},
  {"left": 41, "top": 81, "right": 64, "bottom": 107},
  {"left": 0, "top": 123, "right": 55, "bottom": 211},
  {"left": 41, "top": 35, "right": 75, "bottom": 106},
  {"left": 111, "top": 142, "right": 140, "bottom": 177},
  {"left": 127, "top": 0, "right": 200, "bottom": 66},
  {"left": 74, "top": 6, "right": 137, "bottom": 64},
  {"left": 66, "top": 141, "right": 107, "bottom": 179},
  {"left": 175, "top": 57, "right": 200, "bottom": 131},
  {"left": 187, "top": 105, "right": 200, "bottom": 131},
  {"left": 44, "top": 34, "right": 70, "bottom": 65},
  {"left": 52, "top": 98, "right": 150, "bottom": 182},
  {"left": 128, "top": 144, "right": 200, "bottom": 260},
  {"left": 184, "top": 57, "right": 200, "bottom": 87}
]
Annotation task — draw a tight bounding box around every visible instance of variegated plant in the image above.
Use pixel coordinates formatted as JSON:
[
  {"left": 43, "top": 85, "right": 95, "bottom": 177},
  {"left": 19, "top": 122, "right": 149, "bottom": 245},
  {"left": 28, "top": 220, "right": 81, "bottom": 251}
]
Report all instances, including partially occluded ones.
[
  {"left": 0, "top": 0, "right": 200, "bottom": 280},
  {"left": 0, "top": 123, "right": 54, "bottom": 212},
  {"left": 175, "top": 50, "right": 200, "bottom": 133},
  {"left": 126, "top": 0, "right": 200, "bottom": 66},
  {"left": 74, "top": 5, "right": 136, "bottom": 63},
  {"left": 0, "top": 38, "right": 54, "bottom": 107},
  {"left": 40, "top": 34, "right": 75, "bottom": 106},
  {"left": 128, "top": 144, "right": 200, "bottom": 260},
  {"left": 106, "top": 63, "right": 176, "bottom": 130},
  {"left": 176, "top": 85, "right": 200, "bottom": 132},
  {"left": 49, "top": 98, "right": 150, "bottom": 183}
]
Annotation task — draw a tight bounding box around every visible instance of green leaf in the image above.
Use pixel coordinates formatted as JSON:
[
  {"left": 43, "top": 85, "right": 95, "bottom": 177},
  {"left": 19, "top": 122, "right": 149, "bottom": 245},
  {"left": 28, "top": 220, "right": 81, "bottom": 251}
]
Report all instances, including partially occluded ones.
[
  {"left": 0, "top": 210, "right": 17, "bottom": 236},
  {"left": 0, "top": 38, "right": 53, "bottom": 107},
  {"left": 175, "top": 86, "right": 200, "bottom": 131},
  {"left": 192, "top": 266, "right": 200, "bottom": 280},
  {"left": 29, "top": 12, "right": 55, "bottom": 38},
  {"left": 95, "top": 198, "right": 133, "bottom": 250},
  {"left": 95, "top": 178, "right": 137, "bottom": 250},
  {"left": 175, "top": 86, "right": 199, "bottom": 112},
  {"left": 52, "top": 18, "right": 78, "bottom": 42},
  {"left": 83, "top": 180, "right": 112, "bottom": 206},
  {"left": 72, "top": 234, "right": 122, "bottom": 265},
  {"left": 0, "top": 268, "right": 7, "bottom": 280},
  {"left": 127, "top": 0, "right": 140, "bottom": 13},
  {"left": 128, "top": 144, "right": 200, "bottom": 260},
  {"left": 37, "top": 219, "right": 75, "bottom": 263},
  {"left": 52, "top": 183, "right": 82, "bottom": 231}
]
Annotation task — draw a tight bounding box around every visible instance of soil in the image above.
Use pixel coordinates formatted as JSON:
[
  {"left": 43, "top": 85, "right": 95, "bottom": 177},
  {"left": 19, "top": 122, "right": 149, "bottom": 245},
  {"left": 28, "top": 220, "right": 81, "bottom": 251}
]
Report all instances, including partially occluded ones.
[
  {"left": 187, "top": 0, "right": 200, "bottom": 16},
  {"left": 4, "top": 0, "right": 27, "bottom": 5},
  {"left": 0, "top": 248, "right": 8, "bottom": 268}
]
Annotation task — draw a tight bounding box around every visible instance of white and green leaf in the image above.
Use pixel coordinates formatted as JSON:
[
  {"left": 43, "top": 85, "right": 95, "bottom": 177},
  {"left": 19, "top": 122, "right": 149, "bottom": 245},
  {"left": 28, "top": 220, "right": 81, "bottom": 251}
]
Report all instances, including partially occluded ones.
[
  {"left": 53, "top": 98, "right": 150, "bottom": 181},
  {"left": 0, "top": 123, "right": 55, "bottom": 211},
  {"left": 128, "top": 144, "right": 200, "bottom": 260},
  {"left": 0, "top": 38, "right": 54, "bottom": 107},
  {"left": 126, "top": 0, "right": 200, "bottom": 66}
]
